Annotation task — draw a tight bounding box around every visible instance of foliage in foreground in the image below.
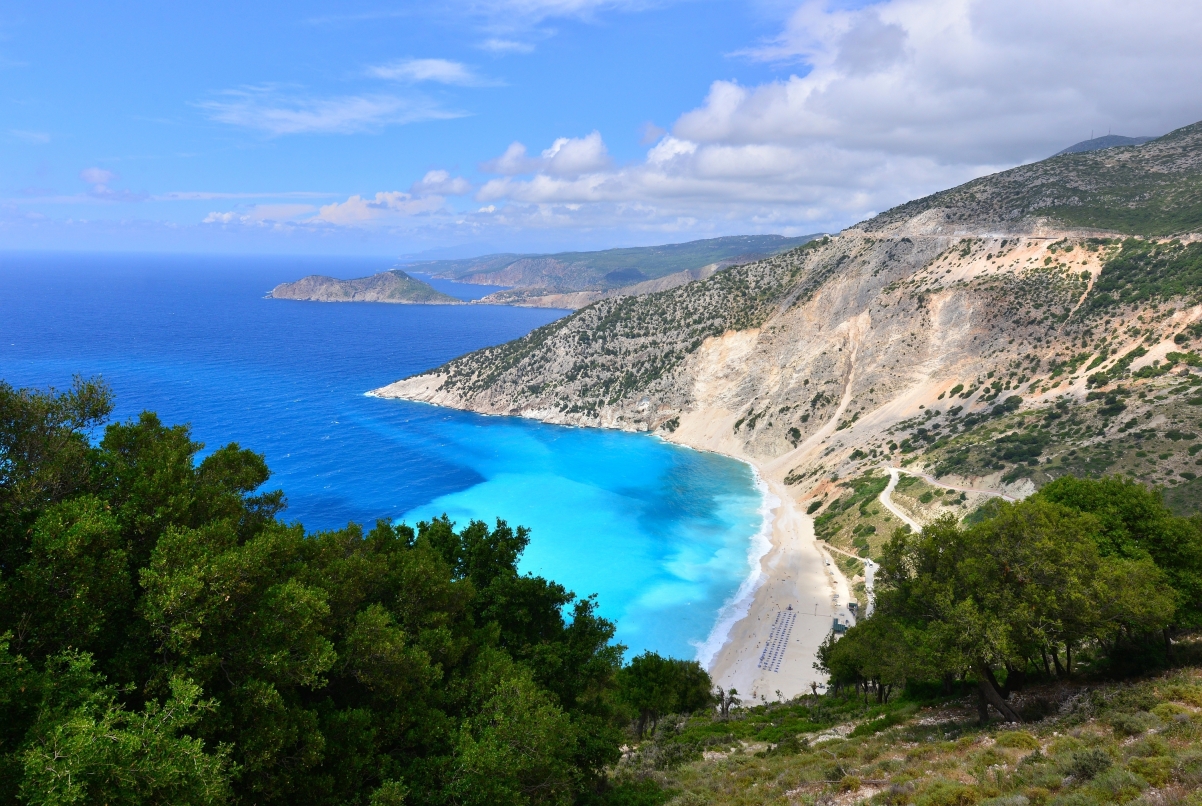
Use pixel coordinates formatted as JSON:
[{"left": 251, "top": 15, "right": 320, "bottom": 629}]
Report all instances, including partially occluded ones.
[
  {"left": 615, "top": 666, "right": 1202, "bottom": 806},
  {"left": 0, "top": 378, "right": 710, "bottom": 806},
  {"left": 821, "top": 476, "right": 1202, "bottom": 721}
]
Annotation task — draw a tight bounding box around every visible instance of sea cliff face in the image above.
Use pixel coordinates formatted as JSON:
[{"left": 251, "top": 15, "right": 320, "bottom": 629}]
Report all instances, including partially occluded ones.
[
  {"left": 375, "top": 121, "right": 1202, "bottom": 528},
  {"left": 269, "top": 270, "right": 462, "bottom": 304}
]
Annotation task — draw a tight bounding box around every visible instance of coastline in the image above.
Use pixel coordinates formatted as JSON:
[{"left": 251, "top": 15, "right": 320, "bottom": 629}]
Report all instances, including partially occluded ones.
[
  {"left": 369, "top": 381, "right": 852, "bottom": 700},
  {"left": 659, "top": 409, "right": 854, "bottom": 701},
  {"left": 703, "top": 474, "right": 852, "bottom": 701}
]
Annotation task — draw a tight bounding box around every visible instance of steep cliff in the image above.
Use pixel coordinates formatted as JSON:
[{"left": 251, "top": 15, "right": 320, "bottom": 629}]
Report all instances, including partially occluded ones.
[{"left": 375, "top": 120, "right": 1202, "bottom": 544}]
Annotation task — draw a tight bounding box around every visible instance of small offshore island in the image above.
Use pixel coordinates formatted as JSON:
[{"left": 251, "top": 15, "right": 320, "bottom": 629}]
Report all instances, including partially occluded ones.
[{"left": 268, "top": 269, "right": 463, "bottom": 305}]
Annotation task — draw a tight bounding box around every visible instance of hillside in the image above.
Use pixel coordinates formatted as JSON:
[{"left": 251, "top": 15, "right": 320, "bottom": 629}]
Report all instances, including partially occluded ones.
[
  {"left": 1055, "top": 134, "right": 1155, "bottom": 156},
  {"left": 376, "top": 117, "right": 1202, "bottom": 525},
  {"left": 268, "top": 269, "right": 462, "bottom": 304},
  {"left": 866, "top": 121, "right": 1202, "bottom": 237},
  {"left": 611, "top": 663, "right": 1202, "bottom": 806},
  {"left": 402, "top": 234, "right": 821, "bottom": 305},
  {"left": 374, "top": 118, "right": 1202, "bottom": 701}
]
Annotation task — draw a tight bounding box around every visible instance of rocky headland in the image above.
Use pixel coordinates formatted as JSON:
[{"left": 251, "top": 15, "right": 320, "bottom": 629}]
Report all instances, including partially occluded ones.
[{"left": 268, "top": 269, "right": 462, "bottom": 305}]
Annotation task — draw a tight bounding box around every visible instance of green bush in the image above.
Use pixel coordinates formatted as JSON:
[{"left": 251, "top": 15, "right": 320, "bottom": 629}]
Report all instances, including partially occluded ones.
[
  {"left": 1127, "top": 756, "right": 1172, "bottom": 787},
  {"left": 1063, "top": 748, "right": 1112, "bottom": 781},
  {"left": 996, "top": 731, "right": 1041, "bottom": 750},
  {"left": 1085, "top": 767, "right": 1145, "bottom": 801},
  {"left": 914, "top": 779, "right": 981, "bottom": 806},
  {"left": 1108, "top": 711, "right": 1161, "bottom": 736}
]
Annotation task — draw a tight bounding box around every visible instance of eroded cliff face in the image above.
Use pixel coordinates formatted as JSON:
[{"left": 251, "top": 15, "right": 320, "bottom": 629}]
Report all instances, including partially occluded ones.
[{"left": 374, "top": 122, "right": 1202, "bottom": 510}]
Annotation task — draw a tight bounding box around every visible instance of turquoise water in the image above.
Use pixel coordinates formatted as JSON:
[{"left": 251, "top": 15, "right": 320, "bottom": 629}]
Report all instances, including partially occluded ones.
[{"left": 0, "top": 252, "right": 766, "bottom": 659}]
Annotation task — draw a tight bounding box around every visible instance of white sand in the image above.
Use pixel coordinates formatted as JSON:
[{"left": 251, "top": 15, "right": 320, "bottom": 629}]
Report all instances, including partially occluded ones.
[
  {"left": 663, "top": 408, "right": 854, "bottom": 702},
  {"left": 702, "top": 477, "right": 853, "bottom": 701}
]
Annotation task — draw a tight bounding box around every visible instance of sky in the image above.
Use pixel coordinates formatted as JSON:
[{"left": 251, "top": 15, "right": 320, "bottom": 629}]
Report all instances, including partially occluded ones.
[{"left": 3, "top": 0, "right": 1202, "bottom": 257}]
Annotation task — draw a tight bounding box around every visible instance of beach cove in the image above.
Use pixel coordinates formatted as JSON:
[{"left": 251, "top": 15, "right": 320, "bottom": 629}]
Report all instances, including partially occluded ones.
[{"left": 0, "top": 252, "right": 777, "bottom": 661}]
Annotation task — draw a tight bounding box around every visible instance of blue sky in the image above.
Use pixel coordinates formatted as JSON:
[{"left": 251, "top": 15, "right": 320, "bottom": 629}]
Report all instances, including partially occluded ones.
[{"left": 4, "top": 0, "right": 1202, "bottom": 256}]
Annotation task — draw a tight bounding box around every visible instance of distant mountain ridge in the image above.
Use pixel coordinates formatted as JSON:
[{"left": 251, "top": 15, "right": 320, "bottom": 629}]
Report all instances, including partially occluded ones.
[
  {"left": 1055, "top": 134, "right": 1154, "bottom": 156},
  {"left": 402, "top": 234, "right": 822, "bottom": 297},
  {"left": 268, "top": 270, "right": 462, "bottom": 305}
]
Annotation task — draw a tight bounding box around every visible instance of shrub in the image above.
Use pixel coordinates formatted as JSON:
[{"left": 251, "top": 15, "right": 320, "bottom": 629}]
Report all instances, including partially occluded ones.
[
  {"left": 1064, "top": 748, "right": 1112, "bottom": 781},
  {"left": 1127, "top": 756, "right": 1172, "bottom": 787},
  {"left": 1163, "top": 684, "right": 1202, "bottom": 707},
  {"left": 1150, "top": 702, "right": 1189, "bottom": 720},
  {"left": 1108, "top": 711, "right": 1161, "bottom": 736},
  {"left": 1086, "top": 767, "right": 1146, "bottom": 802},
  {"left": 915, "top": 780, "right": 981, "bottom": 806},
  {"left": 1023, "top": 788, "right": 1051, "bottom": 806},
  {"left": 1174, "top": 752, "right": 1202, "bottom": 786},
  {"left": 996, "top": 731, "right": 1041, "bottom": 750},
  {"left": 980, "top": 797, "right": 1028, "bottom": 806}
]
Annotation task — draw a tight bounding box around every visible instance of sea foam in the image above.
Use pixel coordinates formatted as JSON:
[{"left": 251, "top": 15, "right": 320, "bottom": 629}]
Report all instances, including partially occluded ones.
[{"left": 692, "top": 465, "right": 777, "bottom": 668}]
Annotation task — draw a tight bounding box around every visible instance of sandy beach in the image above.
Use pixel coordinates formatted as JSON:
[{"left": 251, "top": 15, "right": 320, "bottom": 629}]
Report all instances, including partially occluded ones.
[
  {"left": 704, "top": 476, "right": 852, "bottom": 701},
  {"left": 664, "top": 408, "right": 854, "bottom": 702}
]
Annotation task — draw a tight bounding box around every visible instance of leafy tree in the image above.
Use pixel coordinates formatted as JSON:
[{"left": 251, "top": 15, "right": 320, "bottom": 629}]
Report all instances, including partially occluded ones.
[
  {"left": 868, "top": 498, "right": 1175, "bottom": 722},
  {"left": 0, "top": 379, "right": 646, "bottom": 805},
  {"left": 19, "top": 654, "right": 230, "bottom": 806},
  {"left": 617, "top": 652, "right": 712, "bottom": 737},
  {"left": 1035, "top": 475, "right": 1202, "bottom": 629}
]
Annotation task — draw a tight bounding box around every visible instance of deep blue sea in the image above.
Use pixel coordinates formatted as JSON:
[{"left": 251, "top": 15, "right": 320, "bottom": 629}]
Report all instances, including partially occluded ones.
[{"left": 0, "top": 252, "right": 766, "bottom": 660}]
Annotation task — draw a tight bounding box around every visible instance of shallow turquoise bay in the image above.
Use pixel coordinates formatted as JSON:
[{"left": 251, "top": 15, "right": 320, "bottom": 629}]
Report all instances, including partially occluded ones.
[{"left": 0, "top": 253, "right": 767, "bottom": 659}]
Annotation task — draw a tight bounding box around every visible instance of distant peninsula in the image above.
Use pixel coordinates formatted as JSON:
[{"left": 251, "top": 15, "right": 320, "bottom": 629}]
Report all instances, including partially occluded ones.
[{"left": 268, "top": 269, "right": 463, "bottom": 305}]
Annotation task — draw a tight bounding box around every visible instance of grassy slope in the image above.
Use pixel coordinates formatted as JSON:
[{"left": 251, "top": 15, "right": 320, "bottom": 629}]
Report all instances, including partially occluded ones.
[{"left": 613, "top": 660, "right": 1202, "bottom": 806}]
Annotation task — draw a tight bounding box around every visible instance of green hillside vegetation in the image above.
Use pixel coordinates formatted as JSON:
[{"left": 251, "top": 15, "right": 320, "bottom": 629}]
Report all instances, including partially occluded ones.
[
  {"left": 613, "top": 666, "right": 1202, "bottom": 806},
  {"left": 435, "top": 238, "right": 836, "bottom": 413},
  {"left": 0, "top": 379, "right": 710, "bottom": 806},
  {"left": 407, "top": 235, "right": 821, "bottom": 290},
  {"left": 864, "top": 122, "right": 1202, "bottom": 237},
  {"left": 605, "top": 478, "right": 1202, "bottom": 806}
]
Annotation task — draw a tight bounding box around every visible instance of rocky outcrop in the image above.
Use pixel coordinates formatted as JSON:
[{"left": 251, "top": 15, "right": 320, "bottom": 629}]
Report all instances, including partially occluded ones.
[{"left": 268, "top": 270, "right": 462, "bottom": 305}]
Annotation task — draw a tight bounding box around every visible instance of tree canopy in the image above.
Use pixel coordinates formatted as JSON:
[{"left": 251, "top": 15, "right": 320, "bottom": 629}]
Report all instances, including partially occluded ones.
[
  {"left": 819, "top": 480, "right": 1201, "bottom": 721},
  {"left": 0, "top": 378, "right": 693, "bottom": 805}
]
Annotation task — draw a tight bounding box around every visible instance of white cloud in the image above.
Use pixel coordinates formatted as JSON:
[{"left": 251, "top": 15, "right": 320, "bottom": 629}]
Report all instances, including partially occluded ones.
[
  {"left": 541, "top": 131, "right": 611, "bottom": 176},
  {"left": 311, "top": 192, "right": 446, "bottom": 225},
  {"left": 481, "top": 131, "right": 611, "bottom": 178},
  {"left": 80, "top": 168, "right": 116, "bottom": 185},
  {"left": 203, "top": 204, "right": 317, "bottom": 225},
  {"left": 479, "top": 38, "right": 535, "bottom": 54},
  {"left": 482, "top": 142, "right": 541, "bottom": 175},
  {"left": 77, "top": 167, "right": 148, "bottom": 203},
  {"left": 466, "top": 0, "right": 1202, "bottom": 236},
  {"left": 368, "top": 58, "right": 497, "bottom": 86},
  {"left": 411, "top": 170, "right": 474, "bottom": 196},
  {"left": 196, "top": 87, "right": 465, "bottom": 135}
]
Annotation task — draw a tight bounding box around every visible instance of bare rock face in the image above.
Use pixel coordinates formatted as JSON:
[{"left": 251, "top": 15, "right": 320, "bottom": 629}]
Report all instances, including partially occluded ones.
[
  {"left": 269, "top": 270, "right": 462, "bottom": 305},
  {"left": 373, "top": 120, "right": 1202, "bottom": 510}
]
